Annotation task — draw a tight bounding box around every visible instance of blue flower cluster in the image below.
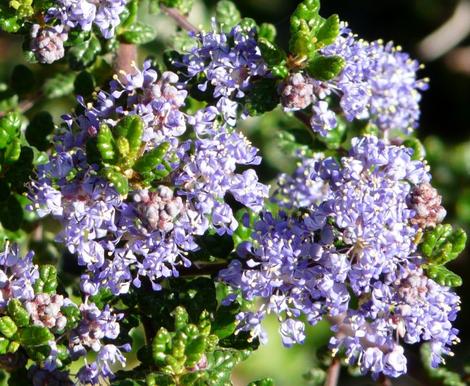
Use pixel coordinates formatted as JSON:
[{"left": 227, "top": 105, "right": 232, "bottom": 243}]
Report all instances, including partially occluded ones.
[
  {"left": 0, "top": 245, "right": 127, "bottom": 385},
  {"left": 30, "top": 0, "right": 127, "bottom": 63},
  {"left": 281, "top": 24, "right": 428, "bottom": 136},
  {"left": 30, "top": 61, "right": 268, "bottom": 295},
  {"left": 179, "top": 23, "right": 268, "bottom": 125},
  {"left": 47, "top": 0, "right": 127, "bottom": 39},
  {"left": 220, "top": 136, "right": 460, "bottom": 378}
]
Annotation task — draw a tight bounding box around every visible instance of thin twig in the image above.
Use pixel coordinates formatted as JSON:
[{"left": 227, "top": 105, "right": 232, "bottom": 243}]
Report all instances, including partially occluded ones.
[
  {"left": 417, "top": 0, "right": 470, "bottom": 61},
  {"left": 160, "top": 4, "right": 200, "bottom": 33},
  {"left": 0, "top": 97, "right": 37, "bottom": 118},
  {"left": 324, "top": 357, "right": 341, "bottom": 386}
]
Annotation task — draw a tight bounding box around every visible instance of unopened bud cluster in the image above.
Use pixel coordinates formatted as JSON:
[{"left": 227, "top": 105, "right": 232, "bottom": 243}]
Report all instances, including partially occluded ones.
[
  {"left": 25, "top": 294, "right": 67, "bottom": 331},
  {"left": 409, "top": 182, "right": 446, "bottom": 228},
  {"left": 134, "top": 186, "right": 184, "bottom": 232}
]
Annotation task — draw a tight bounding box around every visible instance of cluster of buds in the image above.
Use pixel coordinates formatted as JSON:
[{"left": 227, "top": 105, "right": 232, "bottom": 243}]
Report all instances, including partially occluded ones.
[
  {"left": 409, "top": 183, "right": 446, "bottom": 229},
  {"left": 279, "top": 73, "right": 315, "bottom": 111},
  {"left": 30, "top": 25, "right": 68, "bottom": 64},
  {"left": 25, "top": 294, "right": 67, "bottom": 332},
  {"left": 134, "top": 186, "right": 184, "bottom": 232}
]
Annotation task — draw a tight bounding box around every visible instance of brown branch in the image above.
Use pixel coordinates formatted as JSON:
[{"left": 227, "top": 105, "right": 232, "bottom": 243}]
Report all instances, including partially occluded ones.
[
  {"left": 114, "top": 43, "right": 138, "bottom": 83},
  {"left": 0, "top": 96, "right": 37, "bottom": 118},
  {"left": 160, "top": 4, "right": 200, "bottom": 34},
  {"left": 377, "top": 375, "right": 392, "bottom": 386},
  {"left": 324, "top": 357, "right": 341, "bottom": 386}
]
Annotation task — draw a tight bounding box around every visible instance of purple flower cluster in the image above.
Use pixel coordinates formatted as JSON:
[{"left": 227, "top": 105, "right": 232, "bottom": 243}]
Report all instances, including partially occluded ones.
[
  {"left": 0, "top": 245, "right": 127, "bottom": 384},
  {"left": 47, "top": 0, "right": 127, "bottom": 39},
  {"left": 179, "top": 23, "right": 268, "bottom": 125},
  {"left": 0, "top": 244, "right": 38, "bottom": 307},
  {"left": 313, "top": 135, "right": 430, "bottom": 294},
  {"left": 281, "top": 24, "right": 428, "bottom": 136},
  {"left": 220, "top": 136, "right": 459, "bottom": 378},
  {"left": 272, "top": 153, "right": 327, "bottom": 209},
  {"left": 72, "top": 303, "right": 129, "bottom": 385},
  {"left": 30, "top": 61, "right": 268, "bottom": 295},
  {"left": 30, "top": 0, "right": 127, "bottom": 63},
  {"left": 220, "top": 212, "right": 350, "bottom": 347}
]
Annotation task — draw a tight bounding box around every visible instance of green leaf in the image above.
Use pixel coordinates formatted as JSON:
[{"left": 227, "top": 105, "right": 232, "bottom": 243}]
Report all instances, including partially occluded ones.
[
  {"left": 425, "top": 265, "right": 462, "bottom": 287},
  {"left": 114, "top": 115, "right": 144, "bottom": 157},
  {"left": 0, "top": 338, "right": 8, "bottom": 355},
  {"left": 248, "top": 379, "right": 275, "bottom": 386},
  {"left": 212, "top": 303, "right": 238, "bottom": 339},
  {"left": 0, "top": 316, "right": 17, "bottom": 338},
  {"left": 68, "top": 33, "right": 101, "bottom": 70},
  {"left": 421, "top": 224, "right": 466, "bottom": 265},
  {"left": 4, "top": 138, "right": 21, "bottom": 163},
  {"left": 315, "top": 14, "right": 340, "bottom": 48},
  {"left": 5, "top": 146, "right": 34, "bottom": 192},
  {"left": 160, "top": 0, "right": 194, "bottom": 14},
  {"left": 0, "top": 112, "right": 21, "bottom": 148},
  {"left": 61, "top": 305, "right": 81, "bottom": 329},
  {"left": 7, "top": 299, "right": 30, "bottom": 328},
  {"left": 152, "top": 328, "right": 171, "bottom": 365},
  {"left": 258, "top": 38, "right": 288, "bottom": 79},
  {"left": 20, "top": 326, "right": 54, "bottom": 347},
  {"left": 43, "top": 73, "right": 75, "bottom": 99},
  {"left": 10, "top": 65, "right": 35, "bottom": 95},
  {"left": 97, "top": 124, "right": 116, "bottom": 161},
  {"left": 0, "top": 13, "right": 22, "bottom": 33},
  {"left": 103, "top": 168, "right": 129, "bottom": 196},
  {"left": 120, "top": 22, "right": 156, "bottom": 45},
  {"left": 74, "top": 71, "right": 95, "bottom": 97},
  {"left": 38, "top": 265, "right": 58, "bottom": 293},
  {"left": 403, "top": 138, "right": 426, "bottom": 161},
  {"left": 173, "top": 306, "right": 189, "bottom": 331},
  {"left": 215, "top": 1, "right": 241, "bottom": 33},
  {"left": 133, "top": 142, "right": 170, "bottom": 173},
  {"left": 307, "top": 55, "right": 345, "bottom": 81},
  {"left": 26, "top": 111, "right": 54, "bottom": 151},
  {"left": 245, "top": 78, "right": 279, "bottom": 116},
  {"left": 259, "top": 23, "right": 277, "bottom": 42},
  {"left": 0, "top": 195, "right": 23, "bottom": 231}
]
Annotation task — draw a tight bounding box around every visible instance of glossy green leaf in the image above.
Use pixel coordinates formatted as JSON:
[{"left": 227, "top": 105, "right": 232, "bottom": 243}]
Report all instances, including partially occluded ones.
[
  {"left": 0, "top": 112, "right": 21, "bottom": 148},
  {"left": 20, "top": 326, "right": 54, "bottom": 347},
  {"left": 315, "top": 14, "right": 340, "bottom": 48},
  {"left": 307, "top": 55, "right": 345, "bottom": 81},
  {"left": 258, "top": 38, "right": 288, "bottom": 79},
  {"left": 43, "top": 73, "right": 75, "bottom": 99},
  {"left": 215, "top": 1, "right": 241, "bottom": 32},
  {"left": 259, "top": 23, "right": 277, "bottom": 42},
  {"left": 133, "top": 142, "right": 170, "bottom": 173},
  {"left": 38, "top": 265, "right": 58, "bottom": 293},
  {"left": 61, "top": 305, "right": 81, "bottom": 330},
  {"left": 120, "top": 22, "right": 156, "bottom": 45},
  {"left": 97, "top": 124, "right": 116, "bottom": 161},
  {"left": 104, "top": 168, "right": 129, "bottom": 195},
  {"left": 426, "top": 265, "right": 462, "bottom": 287},
  {"left": 7, "top": 299, "right": 30, "bottom": 328},
  {"left": 0, "top": 316, "right": 17, "bottom": 338},
  {"left": 68, "top": 33, "right": 101, "bottom": 70},
  {"left": 403, "top": 138, "right": 426, "bottom": 161},
  {"left": 4, "top": 138, "right": 21, "bottom": 163},
  {"left": 0, "top": 338, "right": 8, "bottom": 355},
  {"left": 421, "top": 224, "right": 466, "bottom": 265}
]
